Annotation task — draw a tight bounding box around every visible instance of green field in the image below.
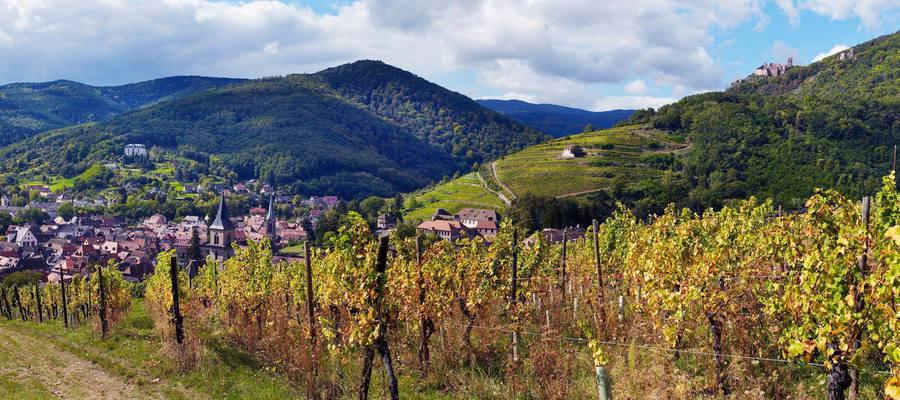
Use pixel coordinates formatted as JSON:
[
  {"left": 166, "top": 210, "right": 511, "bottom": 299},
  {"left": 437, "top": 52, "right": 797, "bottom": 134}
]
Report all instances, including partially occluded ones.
[
  {"left": 493, "top": 125, "right": 685, "bottom": 198},
  {"left": 404, "top": 172, "right": 505, "bottom": 222}
]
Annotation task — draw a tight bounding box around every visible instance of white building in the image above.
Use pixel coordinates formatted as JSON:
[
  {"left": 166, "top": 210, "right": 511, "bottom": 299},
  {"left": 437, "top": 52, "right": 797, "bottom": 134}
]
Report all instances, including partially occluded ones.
[{"left": 124, "top": 144, "right": 148, "bottom": 157}]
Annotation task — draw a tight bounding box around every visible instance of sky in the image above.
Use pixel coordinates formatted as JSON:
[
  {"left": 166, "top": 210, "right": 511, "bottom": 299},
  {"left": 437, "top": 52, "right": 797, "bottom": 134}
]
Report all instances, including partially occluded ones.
[{"left": 0, "top": 1, "right": 897, "bottom": 111}]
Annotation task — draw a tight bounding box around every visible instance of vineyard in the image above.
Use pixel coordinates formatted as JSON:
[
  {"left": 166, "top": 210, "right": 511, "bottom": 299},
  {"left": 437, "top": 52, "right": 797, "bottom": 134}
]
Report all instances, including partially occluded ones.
[{"left": 2, "top": 173, "right": 898, "bottom": 399}]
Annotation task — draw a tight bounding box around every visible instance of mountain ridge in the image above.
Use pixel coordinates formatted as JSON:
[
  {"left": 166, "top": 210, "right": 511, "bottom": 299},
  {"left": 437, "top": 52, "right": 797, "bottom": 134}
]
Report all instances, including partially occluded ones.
[
  {"left": 0, "top": 76, "right": 247, "bottom": 146},
  {"left": 477, "top": 99, "right": 634, "bottom": 137},
  {"left": 0, "top": 61, "right": 549, "bottom": 199}
]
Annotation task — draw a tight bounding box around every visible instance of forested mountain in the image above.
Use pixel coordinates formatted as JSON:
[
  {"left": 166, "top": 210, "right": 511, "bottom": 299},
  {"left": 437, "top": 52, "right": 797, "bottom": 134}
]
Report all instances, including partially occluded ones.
[
  {"left": 477, "top": 99, "right": 635, "bottom": 136},
  {"left": 0, "top": 76, "right": 245, "bottom": 146},
  {"left": 316, "top": 61, "right": 549, "bottom": 160},
  {"left": 617, "top": 31, "right": 898, "bottom": 210},
  {"left": 0, "top": 62, "right": 548, "bottom": 198}
]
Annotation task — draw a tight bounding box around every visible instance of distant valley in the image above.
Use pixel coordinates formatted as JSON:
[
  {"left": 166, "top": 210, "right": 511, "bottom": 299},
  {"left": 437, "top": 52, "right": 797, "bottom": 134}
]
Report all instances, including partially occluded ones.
[{"left": 477, "top": 99, "right": 634, "bottom": 137}]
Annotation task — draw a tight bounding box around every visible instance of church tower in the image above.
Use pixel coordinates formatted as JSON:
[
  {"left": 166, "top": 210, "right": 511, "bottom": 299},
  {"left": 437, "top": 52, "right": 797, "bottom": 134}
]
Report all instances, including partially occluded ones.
[
  {"left": 205, "top": 194, "right": 235, "bottom": 261},
  {"left": 264, "top": 195, "right": 277, "bottom": 248}
]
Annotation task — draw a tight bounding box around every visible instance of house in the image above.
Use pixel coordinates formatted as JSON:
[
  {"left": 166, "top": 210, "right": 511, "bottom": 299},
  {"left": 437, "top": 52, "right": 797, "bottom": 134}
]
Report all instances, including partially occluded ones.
[
  {"left": 456, "top": 208, "right": 499, "bottom": 238},
  {"left": 143, "top": 214, "right": 167, "bottom": 227},
  {"left": 124, "top": 144, "right": 148, "bottom": 157},
  {"left": 561, "top": 145, "right": 585, "bottom": 159},
  {"left": 456, "top": 208, "right": 498, "bottom": 227},
  {"left": 524, "top": 226, "right": 587, "bottom": 247},
  {"left": 416, "top": 220, "right": 466, "bottom": 241},
  {"left": 10, "top": 225, "right": 41, "bottom": 248},
  {"left": 322, "top": 196, "right": 339, "bottom": 208},
  {"left": 377, "top": 214, "right": 398, "bottom": 230}
]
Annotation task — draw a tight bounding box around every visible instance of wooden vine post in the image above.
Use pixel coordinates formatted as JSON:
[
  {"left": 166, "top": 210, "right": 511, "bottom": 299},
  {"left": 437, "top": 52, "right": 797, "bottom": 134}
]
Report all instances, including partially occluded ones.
[
  {"left": 415, "top": 235, "right": 435, "bottom": 375},
  {"left": 34, "top": 283, "right": 43, "bottom": 323},
  {"left": 0, "top": 287, "right": 10, "bottom": 320},
  {"left": 169, "top": 255, "right": 184, "bottom": 345},
  {"left": 359, "top": 237, "right": 399, "bottom": 400},
  {"left": 14, "top": 287, "right": 25, "bottom": 321},
  {"left": 592, "top": 219, "right": 610, "bottom": 400},
  {"left": 848, "top": 196, "right": 871, "bottom": 400},
  {"left": 510, "top": 228, "right": 519, "bottom": 362},
  {"left": 560, "top": 228, "right": 567, "bottom": 302},
  {"left": 303, "top": 242, "right": 319, "bottom": 400},
  {"left": 98, "top": 266, "right": 109, "bottom": 339},
  {"left": 592, "top": 219, "right": 606, "bottom": 333},
  {"left": 59, "top": 268, "right": 69, "bottom": 328}
]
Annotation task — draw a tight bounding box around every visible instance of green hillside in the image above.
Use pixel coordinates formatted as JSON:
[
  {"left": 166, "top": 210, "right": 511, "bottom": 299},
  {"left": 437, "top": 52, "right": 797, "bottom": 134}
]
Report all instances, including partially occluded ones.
[
  {"left": 493, "top": 126, "right": 684, "bottom": 199},
  {"left": 417, "top": 31, "right": 898, "bottom": 220},
  {"left": 404, "top": 172, "right": 506, "bottom": 222},
  {"left": 0, "top": 62, "right": 547, "bottom": 198},
  {"left": 0, "top": 76, "right": 245, "bottom": 146}
]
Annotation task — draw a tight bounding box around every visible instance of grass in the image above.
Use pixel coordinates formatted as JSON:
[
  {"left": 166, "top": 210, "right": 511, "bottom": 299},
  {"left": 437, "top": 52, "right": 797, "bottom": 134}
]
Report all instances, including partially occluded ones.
[
  {"left": 0, "top": 298, "right": 888, "bottom": 399},
  {"left": 0, "top": 299, "right": 303, "bottom": 399},
  {"left": 493, "top": 125, "right": 686, "bottom": 198},
  {"left": 279, "top": 244, "right": 306, "bottom": 255},
  {"left": 20, "top": 175, "right": 75, "bottom": 192},
  {"left": 404, "top": 172, "right": 505, "bottom": 222}
]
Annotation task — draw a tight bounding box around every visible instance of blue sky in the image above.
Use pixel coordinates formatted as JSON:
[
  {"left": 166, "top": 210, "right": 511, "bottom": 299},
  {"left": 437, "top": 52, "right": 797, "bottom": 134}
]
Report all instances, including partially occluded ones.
[{"left": 0, "top": 0, "right": 896, "bottom": 110}]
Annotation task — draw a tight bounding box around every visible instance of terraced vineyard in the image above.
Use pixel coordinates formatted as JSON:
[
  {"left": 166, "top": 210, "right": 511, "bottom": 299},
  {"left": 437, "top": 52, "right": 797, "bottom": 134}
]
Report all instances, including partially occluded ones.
[
  {"left": 404, "top": 172, "right": 506, "bottom": 221},
  {"left": 492, "top": 125, "right": 686, "bottom": 199}
]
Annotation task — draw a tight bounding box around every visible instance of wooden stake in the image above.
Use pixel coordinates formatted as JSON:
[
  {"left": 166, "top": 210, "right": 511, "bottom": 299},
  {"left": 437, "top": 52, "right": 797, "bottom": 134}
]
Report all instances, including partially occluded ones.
[
  {"left": 593, "top": 219, "right": 607, "bottom": 336},
  {"left": 34, "top": 283, "right": 43, "bottom": 323},
  {"left": 98, "top": 266, "right": 108, "bottom": 338},
  {"left": 59, "top": 269, "right": 69, "bottom": 328},
  {"left": 510, "top": 228, "right": 519, "bottom": 362},
  {"left": 560, "top": 228, "right": 567, "bottom": 302},
  {"left": 169, "top": 255, "right": 184, "bottom": 345},
  {"left": 303, "top": 242, "right": 319, "bottom": 400},
  {"left": 849, "top": 196, "right": 871, "bottom": 400}
]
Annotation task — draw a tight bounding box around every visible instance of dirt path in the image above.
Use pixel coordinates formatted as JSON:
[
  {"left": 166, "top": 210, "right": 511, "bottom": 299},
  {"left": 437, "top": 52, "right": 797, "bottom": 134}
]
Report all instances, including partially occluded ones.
[
  {"left": 476, "top": 171, "right": 511, "bottom": 206},
  {"left": 555, "top": 188, "right": 608, "bottom": 199},
  {"left": 490, "top": 161, "right": 517, "bottom": 202},
  {"left": 0, "top": 325, "right": 163, "bottom": 400}
]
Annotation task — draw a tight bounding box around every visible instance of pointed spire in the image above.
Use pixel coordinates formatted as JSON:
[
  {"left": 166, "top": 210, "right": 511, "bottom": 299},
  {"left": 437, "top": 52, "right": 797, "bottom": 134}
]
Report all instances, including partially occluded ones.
[
  {"left": 266, "top": 194, "right": 276, "bottom": 222},
  {"left": 209, "top": 194, "right": 234, "bottom": 231}
]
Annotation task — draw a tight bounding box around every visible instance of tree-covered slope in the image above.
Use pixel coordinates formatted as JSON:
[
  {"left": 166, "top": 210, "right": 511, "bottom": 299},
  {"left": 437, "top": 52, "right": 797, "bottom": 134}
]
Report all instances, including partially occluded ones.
[
  {"left": 617, "top": 31, "right": 899, "bottom": 210},
  {"left": 0, "top": 61, "right": 548, "bottom": 198},
  {"left": 0, "top": 76, "right": 245, "bottom": 146},
  {"left": 423, "top": 31, "right": 897, "bottom": 222},
  {"left": 314, "top": 60, "right": 550, "bottom": 163},
  {"left": 477, "top": 99, "right": 635, "bottom": 137}
]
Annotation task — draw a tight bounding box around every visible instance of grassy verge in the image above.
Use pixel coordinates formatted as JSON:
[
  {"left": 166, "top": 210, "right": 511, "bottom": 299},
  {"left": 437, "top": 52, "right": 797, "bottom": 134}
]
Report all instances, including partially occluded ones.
[{"left": 0, "top": 300, "right": 303, "bottom": 399}]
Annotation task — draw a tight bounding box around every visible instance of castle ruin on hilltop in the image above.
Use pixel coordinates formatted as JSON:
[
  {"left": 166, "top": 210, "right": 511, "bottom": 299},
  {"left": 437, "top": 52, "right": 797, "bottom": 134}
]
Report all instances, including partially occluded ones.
[{"left": 753, "top": 57, "right": 793, "bottom": 77}]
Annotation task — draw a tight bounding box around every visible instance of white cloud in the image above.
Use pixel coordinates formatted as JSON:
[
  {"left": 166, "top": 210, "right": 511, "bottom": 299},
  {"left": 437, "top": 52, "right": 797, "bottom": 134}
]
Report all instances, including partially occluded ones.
[
  {"left": 624, "top": 80, "right": 649, "bottom": 95},
  {"left": 775, "top": 0, "right": 900, "bottom": 28},
  {"left": 775, "top": 0, "right": 801, "bottom": 26},
  {"left": 0, "top": 0, "right": 768, "bottom": 91},
  {"left": 263, "top": 41, "right": 280, "bottom": 55},
  {"left": 0, "top": 0, "right": 894, "bottom": 109},
  {"left": 813, "top": 44, "right": 850, "bottom": 62},
  {"left": 592, "top": 96, "right": 676, "bottom": 111}
]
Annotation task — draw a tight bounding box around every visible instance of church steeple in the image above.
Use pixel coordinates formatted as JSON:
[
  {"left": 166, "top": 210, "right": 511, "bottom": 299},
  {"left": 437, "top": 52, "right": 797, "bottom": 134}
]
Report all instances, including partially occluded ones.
[
  {"left": 205, "top": 194, "right": 235, "bottom": 261},
  {"left": 210, "top": 194, "right": 234, "bottom": 231},
  {"left": 265, "top": 194, "right": 277, "bottom": 246}
]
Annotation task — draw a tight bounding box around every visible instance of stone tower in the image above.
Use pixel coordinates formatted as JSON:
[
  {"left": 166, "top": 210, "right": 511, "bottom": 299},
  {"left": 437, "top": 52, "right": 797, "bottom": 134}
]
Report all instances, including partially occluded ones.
[{"left": 205, "top": 194, "right": 235, "bottom": 261}]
